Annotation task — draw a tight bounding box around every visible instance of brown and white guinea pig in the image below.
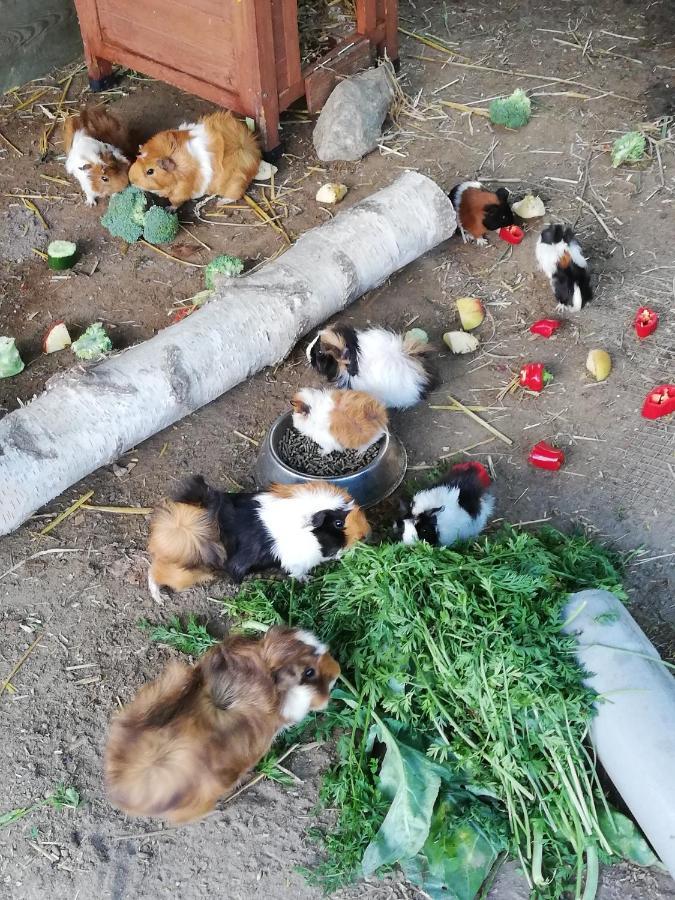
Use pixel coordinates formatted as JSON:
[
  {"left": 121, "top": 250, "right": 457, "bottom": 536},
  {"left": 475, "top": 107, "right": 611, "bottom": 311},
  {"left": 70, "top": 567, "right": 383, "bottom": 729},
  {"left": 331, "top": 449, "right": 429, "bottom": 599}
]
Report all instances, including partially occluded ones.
[
  {"left": 394, "top": 462, "right": 494, "bottom": 547},
  {"left": 147, "top": 474, "right": 370, "bottom": 599},
  {"left": 105, "top": 626, "right": 340, "bottom": 823},
  {"left": 449, "top": 181, "right": 514, "bottom": 246},
  {"left": 291, "top": 388, "right": 388, "bottom": 455},
  {"left": 306, "top": 323, "right": 434, "bottom": 410},
  {"left": 535, "top": 224, "right": 593, "bottom": 311},
  {"left": 64, "top": 106, "right": 135, "bottom": 206},
  {"left": 129, "top": 110, "right": 261, "bottom": 210}
]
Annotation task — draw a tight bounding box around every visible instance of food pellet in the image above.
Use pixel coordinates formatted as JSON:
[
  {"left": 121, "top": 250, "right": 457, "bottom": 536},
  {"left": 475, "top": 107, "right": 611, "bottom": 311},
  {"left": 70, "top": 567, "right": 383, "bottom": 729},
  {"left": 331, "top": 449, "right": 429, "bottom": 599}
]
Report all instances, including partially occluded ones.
[{"left": 277, "top": 427, "right": 383, "bottom": 477}]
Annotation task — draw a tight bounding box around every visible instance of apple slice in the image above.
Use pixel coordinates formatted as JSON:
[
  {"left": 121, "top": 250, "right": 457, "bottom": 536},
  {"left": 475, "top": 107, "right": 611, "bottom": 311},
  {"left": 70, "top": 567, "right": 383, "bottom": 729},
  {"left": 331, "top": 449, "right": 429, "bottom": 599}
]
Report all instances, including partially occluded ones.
[
  {"left": 43, "top": 320, "right": 72, "bottom": 354},
  {"left": 456, "top": 297, "right": 485, "bottom": 331},
  {"left": 443, "top": 331, "right": 480, "bottom": 354}
]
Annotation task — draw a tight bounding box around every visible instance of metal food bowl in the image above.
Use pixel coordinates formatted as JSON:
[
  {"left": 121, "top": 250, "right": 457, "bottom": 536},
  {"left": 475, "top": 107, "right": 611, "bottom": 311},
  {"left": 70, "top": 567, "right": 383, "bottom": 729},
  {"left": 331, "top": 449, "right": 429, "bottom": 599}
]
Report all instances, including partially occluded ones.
[{"left": 254, "top": 412, "right": 407, "bottom": 508}]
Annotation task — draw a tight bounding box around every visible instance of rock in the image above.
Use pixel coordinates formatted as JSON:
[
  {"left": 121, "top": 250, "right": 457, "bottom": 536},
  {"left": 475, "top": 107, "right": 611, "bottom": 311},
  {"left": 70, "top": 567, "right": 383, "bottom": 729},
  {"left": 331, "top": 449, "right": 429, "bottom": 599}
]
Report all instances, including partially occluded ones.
[{"left": 313, "top": 67, "right": 394, "bottom": 162}]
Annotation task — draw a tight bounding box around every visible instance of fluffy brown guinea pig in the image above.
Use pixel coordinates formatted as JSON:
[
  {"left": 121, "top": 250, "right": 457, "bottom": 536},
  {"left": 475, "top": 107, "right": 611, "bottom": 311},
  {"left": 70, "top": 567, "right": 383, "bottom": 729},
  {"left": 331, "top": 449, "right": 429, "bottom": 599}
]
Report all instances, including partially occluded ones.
[
  {"left": 64, "top": 106, "right": 135, "bottom": 205},
  {"left": 105, "top": 627, "right": 340, "bottom": 823},
  {"left": 129, "top": 110, "right": 261, "bottom": 209},
  {"left": 291, "top": 387, "right": 388, "bottom": 454}
]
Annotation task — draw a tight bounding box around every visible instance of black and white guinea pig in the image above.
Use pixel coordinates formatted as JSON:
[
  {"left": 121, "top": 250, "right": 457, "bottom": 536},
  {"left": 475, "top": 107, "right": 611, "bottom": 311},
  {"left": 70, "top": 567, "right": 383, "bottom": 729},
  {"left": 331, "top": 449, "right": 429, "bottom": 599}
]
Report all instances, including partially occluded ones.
[
  {"left": 449, "top": 181, "right": 514, "bottom": 246},
  {"left": 394, "top": 462, "right": 494, "bottom": 547},
  {"left": 306, "top": 323, "right": 434, "bottom": 410},
  {"left": 535, "top": 224, "right": 593, "bottom": 311},
  {"left": 148, "top": 475, "right": 370, "bottom": 598}
]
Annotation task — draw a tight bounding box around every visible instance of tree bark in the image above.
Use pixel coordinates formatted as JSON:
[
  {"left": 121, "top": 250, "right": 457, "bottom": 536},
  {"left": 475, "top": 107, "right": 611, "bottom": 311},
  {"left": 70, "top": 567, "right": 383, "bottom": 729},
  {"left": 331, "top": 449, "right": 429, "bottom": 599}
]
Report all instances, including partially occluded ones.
[{"left": 0, "top": 171, "right": 456, "bottom": 535}]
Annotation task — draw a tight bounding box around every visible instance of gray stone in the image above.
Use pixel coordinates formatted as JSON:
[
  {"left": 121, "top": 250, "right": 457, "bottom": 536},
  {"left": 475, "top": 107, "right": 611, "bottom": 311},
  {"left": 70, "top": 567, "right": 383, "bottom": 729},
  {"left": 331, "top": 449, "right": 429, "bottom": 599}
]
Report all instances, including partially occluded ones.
[{"left": 313, "top": 67, "right": 395, "bottom": 162}]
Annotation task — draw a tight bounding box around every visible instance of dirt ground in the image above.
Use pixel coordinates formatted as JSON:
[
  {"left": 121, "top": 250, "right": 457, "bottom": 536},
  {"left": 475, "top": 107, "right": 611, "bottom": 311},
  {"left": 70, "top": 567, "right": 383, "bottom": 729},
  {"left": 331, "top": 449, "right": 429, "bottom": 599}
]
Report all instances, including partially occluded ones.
[{"left": 1, "top": 0, "right": 674, "bottom": 898}]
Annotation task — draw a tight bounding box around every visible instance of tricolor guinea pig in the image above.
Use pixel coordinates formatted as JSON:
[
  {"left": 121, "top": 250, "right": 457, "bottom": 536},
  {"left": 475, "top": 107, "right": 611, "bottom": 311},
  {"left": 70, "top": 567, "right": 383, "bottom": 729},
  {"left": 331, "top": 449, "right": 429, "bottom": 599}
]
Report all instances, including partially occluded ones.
[
  {"left": 291, "top": 388, "right": 388, "bottom": 455},
  {"left": 64, "top": 106, "right": 134, "bottom": 206},
  {"left": 394, "top": 462, "right": 495, "bottom": 547},
  {"left": 129, "top": 110, "right": 261, "bottom": 209},
  {"left": 105, "top": 626, "right": 340, "bottom": 823},
  {"left": 449, "top": 181, "right": 514, "bottom": 245},
  {"left": 147, "top": 475, "right": 370, "bottom": 599},
  {"left": 535, "top": 224, "right": 593, "bottom": 311},
  {"left": 306, "top": 323, "right": 434, "bottom": 410}
]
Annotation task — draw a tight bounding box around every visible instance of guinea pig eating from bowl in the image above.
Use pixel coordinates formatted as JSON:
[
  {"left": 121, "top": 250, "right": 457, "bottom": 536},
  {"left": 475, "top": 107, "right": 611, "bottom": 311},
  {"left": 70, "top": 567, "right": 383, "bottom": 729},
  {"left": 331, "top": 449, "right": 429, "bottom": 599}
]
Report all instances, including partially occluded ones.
[
  {"left": 64, "top": 106, "right": 134, "bottom": 206},
  {"left": 147, "top": 475, "right": 370, "bottom": 599},
  {"left": 394, "top": 462, "right": 494, "bottom": 547},
  {"left": 291, "top": 388, "right": 388, "bottom": 455},
  {"left": 306, "top": 323, "right": 434, "bottom": 410},
  {"left": 129, "top": 110, "right": 260, "bottom": 209},
  {"left": 449, "top": 181, "right": 514, "bottom": 246},
  {"left": 105, "top": 626, "right": 340, "bottom": 823}
]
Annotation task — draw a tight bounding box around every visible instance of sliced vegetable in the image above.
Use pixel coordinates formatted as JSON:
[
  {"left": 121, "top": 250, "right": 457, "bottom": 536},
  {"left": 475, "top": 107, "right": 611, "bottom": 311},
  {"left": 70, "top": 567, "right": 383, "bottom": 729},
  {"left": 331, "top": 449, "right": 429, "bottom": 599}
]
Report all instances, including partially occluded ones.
[
  {"left": 498, "top": 225, "right": 524, "bottom": 245},
  {"left": 254, "top": 160, "right": 278, "bottom": 182},
  {"left": 530, "top": 319, "right": 562, "bottom": 338},
  {"left": 443, "top": 331, "right": 480, "bottom": 354},
  {"left": 71, "top": 322, "right": 112, "bottom": 360},
  {"left": 634, "top": 306, "right": 659, "bottom": 340},
  {"left": 0, "top": 336, "right": 24, "bottom": 378},
  {"left": 519, "top": 362, "right": 553, "bottom": 392},
  {"left": 528, "top": 441, "right": 565, "bottom": 470},
  {"left": 512, "top": 194, "right": 545, "bottom": 219},
  {"left": 43, "top": 321, "right": 72, "bottom": 353},
  {"left": 641, "top": 385, "right": 675, "bottom": 420},
  {"left": 316, "top": 183, "right": 348, "bottom": 204},
  {"left": 456, "top": 297, "right": 485, "bottom": 331},
  {"left": 611, "top": 131, "right": 646, "bottom": 168},
  {"left": 47, "top": 240, "right": 78, "bottom": 271},
  {"left": 586, "top": 349, "right": 612, "bottom": 382}
]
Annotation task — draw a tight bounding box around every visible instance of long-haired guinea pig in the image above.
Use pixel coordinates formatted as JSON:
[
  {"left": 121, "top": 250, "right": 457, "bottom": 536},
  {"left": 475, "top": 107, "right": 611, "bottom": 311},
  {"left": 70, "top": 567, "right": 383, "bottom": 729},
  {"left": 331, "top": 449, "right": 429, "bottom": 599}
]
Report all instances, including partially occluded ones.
[
  {"left": 291, "top": 388, "right": 388, "bottom": 455},
  {"left": 306, "top": 323, "right": 434, "bottom": 410},
  {"left": 64, "top": 106, "right": 134, "bottom": 206},
  {"left": 105, "top": 626, "right": 340, "bottom": 823},
  {"left": 129, "top": 110, "right": 261, "bottom": 209},
  {"left": 147, "top": 475, "right": 370, "bottom": 599},
  {"left": 449, "top": 181, "right": 514, "bottom": 246},
  {"left": 535, "top": 224, "right": 593, "bottom": 311},
  {"left": 394, "top": 462, "right": 494, "bottom": 547}
]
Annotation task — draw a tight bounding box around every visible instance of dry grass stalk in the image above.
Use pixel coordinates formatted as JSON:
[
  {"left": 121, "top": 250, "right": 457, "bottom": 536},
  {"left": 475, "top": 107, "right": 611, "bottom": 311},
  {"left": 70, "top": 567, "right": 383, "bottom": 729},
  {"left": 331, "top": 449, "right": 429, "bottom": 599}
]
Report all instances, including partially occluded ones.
[
  {"left": 0, "top": 632, "right": 45, "bottom": 698},
  {"left": 444, "top": 395, "right": 513, "bottom": 445},
  {"left": 39, "top": 490, "right": 94, "bottom": 535}
]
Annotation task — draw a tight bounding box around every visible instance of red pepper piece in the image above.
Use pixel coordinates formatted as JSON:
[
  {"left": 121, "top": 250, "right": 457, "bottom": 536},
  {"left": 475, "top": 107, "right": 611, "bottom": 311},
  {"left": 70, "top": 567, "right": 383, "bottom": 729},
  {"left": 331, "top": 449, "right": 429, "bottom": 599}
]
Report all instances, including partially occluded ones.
[
  {"left": 641, "top": 385, "right": 675, "bottom": 420},
  {"left": 528, "top": 441, "right": 565, "bottom": 471},
  {"left": 170, "top": 306, "right": 195, "bottom": 324},
  {"left": 519, "top": 362, "right": 554, "bottom": 392},
  {"left": 530, "top": 318, "right": 562, "bottom": 338},
  {"left": 499, "top": 225, "right": 524, "bottom": 245},
  {"left": 634, "top": 306, "right": 659, "bottom": 339},
  {"left": 451, "top": 461, "right": 492, "bottom": 488}
]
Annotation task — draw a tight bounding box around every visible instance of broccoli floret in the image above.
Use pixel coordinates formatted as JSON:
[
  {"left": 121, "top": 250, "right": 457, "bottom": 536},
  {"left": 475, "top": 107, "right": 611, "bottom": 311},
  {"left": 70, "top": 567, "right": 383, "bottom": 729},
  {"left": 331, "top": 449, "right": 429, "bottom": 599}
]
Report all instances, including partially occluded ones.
[
  {"left": 71, "top": 322, "right": 113, "bottom": 360},
  {"left": 489, "top": 89, "right": 531, "bottom": 129},
  {"left": 204, "top": 254, "right": 244, "bottom": 289},
  {"left": 100, "top": 186, "right": 147, "bottom": 243},
  {"left": 142, "top": 206, "right": 179, "bottom": 245},
  {"left": 611, "top": 131, "right": 646, "bottom": 168}
]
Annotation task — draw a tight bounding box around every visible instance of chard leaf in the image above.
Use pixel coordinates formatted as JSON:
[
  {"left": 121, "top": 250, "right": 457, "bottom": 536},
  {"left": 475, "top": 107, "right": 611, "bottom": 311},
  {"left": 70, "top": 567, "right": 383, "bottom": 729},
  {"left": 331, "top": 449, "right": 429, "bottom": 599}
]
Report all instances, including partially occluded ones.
[
  {"left": 599, "top": 808, "right": 664, "bottom": 869},
  {"left": 361, "top": 723, "right": 443, "bottom": 875},
  {"left": 611, "top": 132, "right": 646, "bottom": 167}
]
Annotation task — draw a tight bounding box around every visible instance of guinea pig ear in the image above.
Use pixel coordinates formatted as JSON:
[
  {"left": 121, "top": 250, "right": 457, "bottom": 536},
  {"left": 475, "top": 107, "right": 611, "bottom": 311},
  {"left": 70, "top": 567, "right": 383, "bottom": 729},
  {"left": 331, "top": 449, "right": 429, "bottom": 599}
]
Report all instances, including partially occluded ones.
[
  {"left": 311, "top": 510, "right": 328, "bottom": 529},
  {"left": 496, "top": 187, "right": 510, "bottom": 203},
  {"left": 158, "top": 156, "right": 177, "bottom": 173},
  {"left": 290, "top": 396, "right": 310, "bottom": 415},
  {"left": 79, "top": 163, "right": 92, "bottom": 171}
]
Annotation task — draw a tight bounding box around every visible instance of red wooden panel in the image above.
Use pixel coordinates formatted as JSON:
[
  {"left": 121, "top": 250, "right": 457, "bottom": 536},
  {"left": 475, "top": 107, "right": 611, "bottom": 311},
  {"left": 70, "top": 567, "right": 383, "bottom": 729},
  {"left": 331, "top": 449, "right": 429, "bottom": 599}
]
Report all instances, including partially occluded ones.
[
  {"left": 304, "top": 36, "right": 373, "bottom": 113},
  {"left": 356, "top": 0, "right": 376, "bottom": 35}
]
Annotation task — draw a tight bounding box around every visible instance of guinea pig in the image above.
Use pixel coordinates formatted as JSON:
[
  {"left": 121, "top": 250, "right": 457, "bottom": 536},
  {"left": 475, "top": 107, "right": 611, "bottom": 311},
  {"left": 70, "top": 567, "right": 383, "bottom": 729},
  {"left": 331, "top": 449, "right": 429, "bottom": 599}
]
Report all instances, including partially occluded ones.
[
  {"left": 105, "top": 626, "right": 340, "bottom": 823},
  {"left": 129, "top": 110, "right": 261, "bottom": 209},
  {"left": 64, "top": 106, "right": 134, "bottom": 206},
  {"left": 449, "top": 181, "right": 514, "bottom": 245},
  {"left": 290, "top": 388, "right": 388, "bottom": 455},
  {"left": 306, "top": 323, "right": 434, "bottom": 410},
  {"left": 147, "top": 475, "right": 370, "bottom": 600},
  {"left": 394, "top": 462, "right": 494, "bottom": 547},
  {"left": 535, "top": 224, "right": 593, "bottom": 311}
]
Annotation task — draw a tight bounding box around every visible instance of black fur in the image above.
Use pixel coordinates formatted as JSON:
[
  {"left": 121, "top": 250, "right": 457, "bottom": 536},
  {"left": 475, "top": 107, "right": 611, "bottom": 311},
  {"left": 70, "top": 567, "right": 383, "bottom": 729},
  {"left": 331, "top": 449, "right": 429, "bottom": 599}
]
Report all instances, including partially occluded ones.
[
  {"left": 309, "top": 324, "right": 360, "bottom": 382},
  {"left": 411, "top": 510, "right": 441, "bottom": 545},
  {"left": 540, "top": 225, "right": 593, "bottom": 308},
  {"left": 393, "top": 466, "right": 488, "bottom": 544},
  {"left": 311, "top": 509, "right": 348, "bottom": 559},
  {"left": 440, "top": 468, "right": 485, "bottom": 518},
  {"left": 482, "top": 188, "right": 514, "bottom": 231}
]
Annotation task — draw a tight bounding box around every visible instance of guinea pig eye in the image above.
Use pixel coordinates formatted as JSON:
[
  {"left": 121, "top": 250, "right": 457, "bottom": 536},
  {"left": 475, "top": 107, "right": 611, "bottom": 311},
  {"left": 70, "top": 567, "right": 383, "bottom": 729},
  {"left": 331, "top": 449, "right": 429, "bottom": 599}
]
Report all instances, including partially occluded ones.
[
  {"left": 146, "top": 168, "right": 154, "bottom": 176},
  {"left": 334, "top": 519, "right": 344, "bottom": 530},
  {"left": 303, "top": 666, "right": 316, "bottom": 680},
  {"left": 101, "top": 175, "right": 109, "bottom": 183}
]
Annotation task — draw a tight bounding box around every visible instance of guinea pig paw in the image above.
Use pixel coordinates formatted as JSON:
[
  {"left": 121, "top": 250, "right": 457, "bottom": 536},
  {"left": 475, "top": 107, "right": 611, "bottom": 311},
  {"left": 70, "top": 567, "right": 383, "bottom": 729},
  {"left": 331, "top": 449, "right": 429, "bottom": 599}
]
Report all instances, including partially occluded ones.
[
  {"left": 216, "top": 197, "right": 236, "bottom": 207},
  {"left": 475, "top": 237, "right": 488, "bottom": 247},
  {"left": 85, "top": 197, "right": 97, "bottom": 207}
]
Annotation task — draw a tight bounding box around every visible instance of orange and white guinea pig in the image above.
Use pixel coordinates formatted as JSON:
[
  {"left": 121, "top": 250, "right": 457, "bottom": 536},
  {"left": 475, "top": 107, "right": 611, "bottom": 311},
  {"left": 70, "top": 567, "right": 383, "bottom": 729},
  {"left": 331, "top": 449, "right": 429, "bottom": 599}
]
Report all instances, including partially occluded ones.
[
  {"left": 129, "top": 110, "right": 261, "bottom": 209},
  {"left": 105, "top": 626, "right": 340, "bottom": 823},
  {"left": 291, "top": 388, "right": 388, "bottom": 455},
  {"left": 64, "top": 106, "right": 134, "bottom": 206}
]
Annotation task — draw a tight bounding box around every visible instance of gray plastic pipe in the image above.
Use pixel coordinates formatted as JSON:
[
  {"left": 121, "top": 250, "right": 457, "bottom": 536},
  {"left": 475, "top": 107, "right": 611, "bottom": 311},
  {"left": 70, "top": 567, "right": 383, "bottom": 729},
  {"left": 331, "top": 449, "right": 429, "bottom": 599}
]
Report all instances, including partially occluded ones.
[{"left": 563, "top": 589, "right": 675, "bottom": 876}]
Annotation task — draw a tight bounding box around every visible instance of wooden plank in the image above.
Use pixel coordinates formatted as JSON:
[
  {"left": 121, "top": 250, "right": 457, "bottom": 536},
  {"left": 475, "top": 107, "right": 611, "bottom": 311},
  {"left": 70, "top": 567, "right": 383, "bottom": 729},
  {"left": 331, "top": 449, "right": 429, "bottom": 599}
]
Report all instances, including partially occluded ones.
[
  {"left": 382, "top": 0, "right": 399, "bottom": 61},
  {"left": 304, "top": 37, "right": 374, "bottom": 113},
  {"left": 275, "top": 0, "right": 301, "bottom": 93},
  {"left": 0, "top": 0, "right": 83, "bottom": 93},
  {"left": 236, "top": 0, "right": 281, "bottom": 151},
  {"left": 356, "top": 0, "right": 377, "bottom": 36}
]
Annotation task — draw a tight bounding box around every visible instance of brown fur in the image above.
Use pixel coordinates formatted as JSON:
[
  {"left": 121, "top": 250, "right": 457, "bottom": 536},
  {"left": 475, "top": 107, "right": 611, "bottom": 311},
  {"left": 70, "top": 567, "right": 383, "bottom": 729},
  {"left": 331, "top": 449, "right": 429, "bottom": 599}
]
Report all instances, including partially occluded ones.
[
  {"left": 148, "top": 501, "right": 225, "bottom": 593},
  {"left": 129, "top": 111, "right": 261, "bottom": 208},
  {"left": 105, "top": 627, "right": 340, "bottom": 823},
  {"left": 328, "top": 390, "right": 388, "bottom": 450},
  {"left": 64, "top": 107, "right": 134, "bottom": 197},
  {"left": 558, "top": 250, "right": 572, "bottom": 268},
  {"left": 344, "top": 505, "right": 370, "bottom": 546},
  {"left": 458, "top": 188, "right": 499, "bottom": 239}
]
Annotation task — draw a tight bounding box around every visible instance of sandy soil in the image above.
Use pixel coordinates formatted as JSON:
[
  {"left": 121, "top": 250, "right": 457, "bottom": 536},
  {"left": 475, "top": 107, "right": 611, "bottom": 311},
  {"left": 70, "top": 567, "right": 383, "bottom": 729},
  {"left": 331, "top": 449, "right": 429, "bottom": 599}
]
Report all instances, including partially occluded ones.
[{"left": 0, "top": 0, "right": 674, "bottom": 898}]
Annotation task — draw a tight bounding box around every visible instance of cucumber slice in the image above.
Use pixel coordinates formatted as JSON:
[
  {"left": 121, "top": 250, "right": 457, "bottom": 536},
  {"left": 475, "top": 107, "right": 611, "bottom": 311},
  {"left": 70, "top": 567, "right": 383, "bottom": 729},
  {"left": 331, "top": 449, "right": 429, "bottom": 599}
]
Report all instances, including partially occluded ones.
[{"left": 47, "top": 240, "right": 78, "bottom": 271}]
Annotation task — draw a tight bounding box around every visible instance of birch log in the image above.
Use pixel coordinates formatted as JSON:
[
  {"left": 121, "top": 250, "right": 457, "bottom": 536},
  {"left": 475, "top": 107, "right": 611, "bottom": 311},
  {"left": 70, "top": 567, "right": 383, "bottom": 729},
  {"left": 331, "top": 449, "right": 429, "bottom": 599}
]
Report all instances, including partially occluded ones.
[{"left": 0, "top": 171, "right": 456, "bottom": 535}]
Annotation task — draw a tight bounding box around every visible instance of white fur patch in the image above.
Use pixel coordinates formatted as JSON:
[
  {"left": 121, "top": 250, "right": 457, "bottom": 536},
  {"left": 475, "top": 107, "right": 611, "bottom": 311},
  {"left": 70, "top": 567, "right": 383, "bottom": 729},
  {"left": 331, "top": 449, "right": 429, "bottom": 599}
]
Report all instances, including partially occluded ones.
[
  {"left": 294, "top": 629, "right": 327, "bottom": 656},
  {"left": 535, "top": 236, "right": 562, "bottom": 281},
  {"left": 345, "top": 328, "right": 428, "bottom": 409},
  {"left": 571, "top": 285, "right": 583, "bottom": 312},
  {"left": 305, "top": 333, "right": 320, "bottom": 363},
  {"left": 412, "top": 486, "right": 494, "bottom": 546},
  {"left": 183, "top": 122, "right": 213, "bottom": 199},
  {"left": 292, "top": 388, "right": 341, "bottom": 454},
  {"left": 401, "top": 519, "right": 419, "bottom": 545},
  {"left": 280, "top": 684, "right": 315, "bottom": 723},
  {"left": 65, "top": 130, "right": 128, "bottom": 204},
  {"left": 451, "top": 180, "right": 483, "bottom": 214},
  {"left": 568, "top": 239, "right": 587, "bottom": 269},
  {"left": 256, "top": 486, "right": 352, "bottom": 580}
]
